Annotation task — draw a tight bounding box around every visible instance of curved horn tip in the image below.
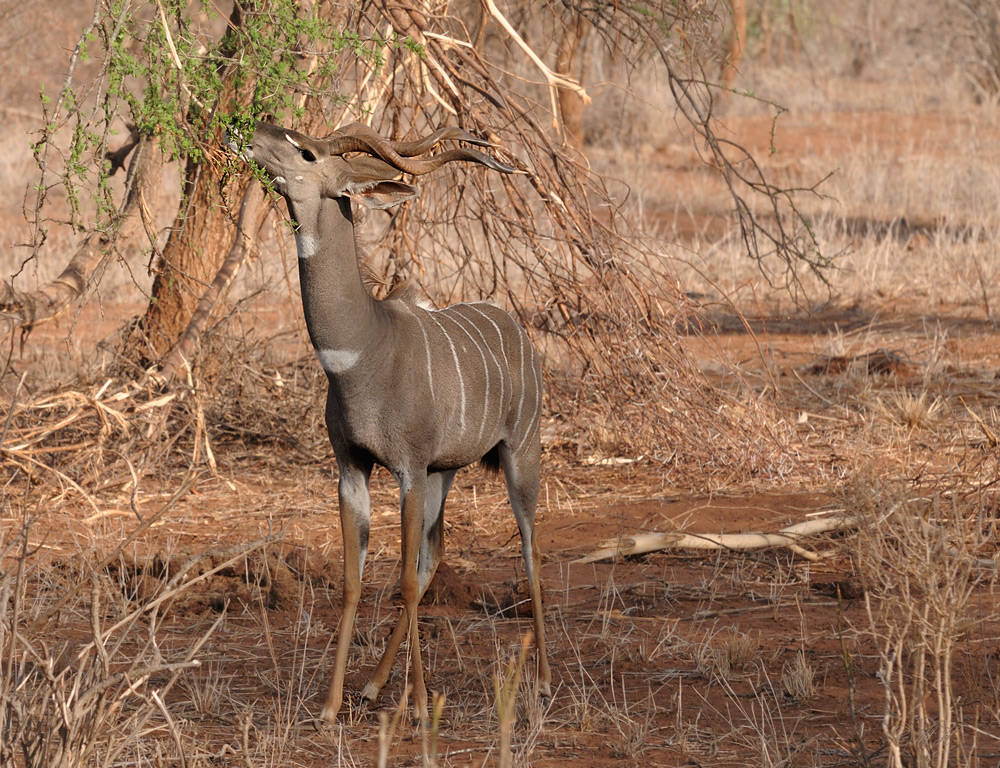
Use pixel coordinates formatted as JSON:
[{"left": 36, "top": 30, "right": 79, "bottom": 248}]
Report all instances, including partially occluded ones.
[{"left": 483, "top": 155, "right": 517, "bottom": 174}]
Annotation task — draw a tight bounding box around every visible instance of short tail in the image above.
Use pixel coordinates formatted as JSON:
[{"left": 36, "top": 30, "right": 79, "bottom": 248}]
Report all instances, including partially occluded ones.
[{"left": 480, "top": 444, "right": 502, "bottom": 475}]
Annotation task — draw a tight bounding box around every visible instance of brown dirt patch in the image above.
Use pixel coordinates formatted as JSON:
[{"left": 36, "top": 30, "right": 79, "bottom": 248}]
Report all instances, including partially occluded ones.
[{"left": 14, "top": 464, "right": 996, "bottom": 767}]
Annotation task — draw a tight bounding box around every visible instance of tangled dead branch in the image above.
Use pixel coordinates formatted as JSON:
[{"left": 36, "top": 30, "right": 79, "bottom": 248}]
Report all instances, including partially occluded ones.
[
  {"left": 314, "top": 0, "right": 801, "bottom": 481},
  {"left": 2, "top": 0, "right": 826, "bottom": 491},
  {"left": 1, "top": 378, "right": 208, "bottom": 514}
]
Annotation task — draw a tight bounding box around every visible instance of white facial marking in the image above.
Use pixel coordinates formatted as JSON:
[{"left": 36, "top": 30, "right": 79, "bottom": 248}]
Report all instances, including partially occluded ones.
[
  {"left": 295, "top": 232, "right": 318, "bottom": 260},
  {"left": 316, "top": 348, "right": 361, "bottom": 374},
  {"left": 285, "top": 133, "right": 302, "bottom": 148}
]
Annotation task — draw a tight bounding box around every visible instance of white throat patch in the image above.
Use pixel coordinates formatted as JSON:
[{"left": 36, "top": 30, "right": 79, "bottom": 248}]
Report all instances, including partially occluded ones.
[
  {"left": 295, "top": 232, "right": 318, "bottom": 260},
  {"left": 316, "top": 347, "right": 361, "bottom": 374}
]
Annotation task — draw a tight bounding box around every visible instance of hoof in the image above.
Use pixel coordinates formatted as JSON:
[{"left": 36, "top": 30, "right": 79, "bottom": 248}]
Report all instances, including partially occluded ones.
[
  {"left": 314, "top": 690, "right": 377, "bottom": 727},
  {"left": 359, "top": 682, "right": 380, "bottom": 705},
  {"left": 307, "top": 715, "right": 336, "bottom": 731},
  {"left": 538, "top": 684, "right": 553, "bottom": 709},
  {"left": 411, "top": 698, "right": 430, "bottom": 726}
]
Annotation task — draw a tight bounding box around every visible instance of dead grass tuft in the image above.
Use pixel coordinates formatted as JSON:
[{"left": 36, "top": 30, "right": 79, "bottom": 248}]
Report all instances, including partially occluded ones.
[
  {"left": 875, "top": 389, "right": 948, "bottom": 431},
  {"left": 781, "top": 651, "right": 818, "bottom": 701},
  {"left": 848, "top": 476, "right": 1000, "bottom": 768},
  {"left": 0, "top": 500, "right": 272, "bottom": 768}
]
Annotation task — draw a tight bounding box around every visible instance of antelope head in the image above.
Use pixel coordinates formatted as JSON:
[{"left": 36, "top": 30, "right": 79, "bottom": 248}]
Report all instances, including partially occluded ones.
[{"left": 228, "top": 120, "right": 514, "bottom": 211}]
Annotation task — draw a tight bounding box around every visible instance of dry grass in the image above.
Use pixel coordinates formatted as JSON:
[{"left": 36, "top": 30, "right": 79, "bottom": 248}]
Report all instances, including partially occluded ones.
[
  {"left": 850, "top": 478, "right": 1000, "bottom": 768},
  {"left": 781, "top": 651, "right": 818, "bottom": 701},
  {"left": 2, "top": 469, "right": 997, "bottom": 766}
]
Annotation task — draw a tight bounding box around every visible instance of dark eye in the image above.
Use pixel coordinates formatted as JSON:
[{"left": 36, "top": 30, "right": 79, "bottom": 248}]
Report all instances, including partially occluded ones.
[{"left": 299, "top": 147, "right": 317, "bottom": 163}]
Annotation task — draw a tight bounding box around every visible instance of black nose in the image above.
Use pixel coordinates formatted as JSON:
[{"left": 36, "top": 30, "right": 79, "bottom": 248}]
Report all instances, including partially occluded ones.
[{"left": 225, "top": 127, "right": 250, "bottom": 156}]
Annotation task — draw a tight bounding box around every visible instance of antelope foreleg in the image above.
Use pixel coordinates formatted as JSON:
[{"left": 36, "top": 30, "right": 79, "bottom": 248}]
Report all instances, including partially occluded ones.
[
  {"left": 321, "top": 461, "right": 372, "bottom": 723},
  {"left": 362, "top": 474, "right": 429, "bottom": 721}
]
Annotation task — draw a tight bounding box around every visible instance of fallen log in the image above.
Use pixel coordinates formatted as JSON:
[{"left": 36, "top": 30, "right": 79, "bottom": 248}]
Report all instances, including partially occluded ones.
[{"left": 574, "top": 514, "right": 858, "bottom": 564}]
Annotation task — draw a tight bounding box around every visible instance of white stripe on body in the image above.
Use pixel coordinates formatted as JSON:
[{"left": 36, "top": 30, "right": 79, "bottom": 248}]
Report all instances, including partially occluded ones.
[
  {"left": 452, "top": 305, "right": 507, "bottom": 422},
  {"left": 436, "top": 310, "right": 492, "bottom": 443},
  {"left": 426, "top": 313, "right": 467, "bottom": 435},
  {"left": 417, "top": 314, "right": 435, "bottom": 402},
  {"left": 468, "top": 305, "right": 510, "bottom": 374},
  {"left": 512, "top": 330, "right": 542, "bottom": 455},
  {"left": 512, "top": 327, "right": 527, "bottom": 440},
  {"left": 400, "top": 303, "right": 435, "bottom": 402}
]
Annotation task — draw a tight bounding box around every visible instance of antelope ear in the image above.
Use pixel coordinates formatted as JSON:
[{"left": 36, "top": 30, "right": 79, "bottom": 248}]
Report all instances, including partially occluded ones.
[
  {"left": 350, "top": 179, "right": 419, "bottom": 209},
  {"left": 342, "top": 156, "right": 419, "bottom": 209}
]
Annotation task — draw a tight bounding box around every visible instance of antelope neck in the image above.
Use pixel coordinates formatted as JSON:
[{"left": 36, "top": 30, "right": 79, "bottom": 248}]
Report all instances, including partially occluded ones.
[{"left": 292, "top": 196, "right": 381, "bottom": 361}]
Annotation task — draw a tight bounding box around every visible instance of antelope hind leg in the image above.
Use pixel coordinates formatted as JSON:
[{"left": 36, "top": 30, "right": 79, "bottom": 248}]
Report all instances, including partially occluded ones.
[{"left": 500, "top": 443, "right": 552, "bottom": 701}]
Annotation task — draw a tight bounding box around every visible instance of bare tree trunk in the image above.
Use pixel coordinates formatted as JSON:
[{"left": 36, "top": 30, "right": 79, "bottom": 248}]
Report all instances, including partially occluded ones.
[
  {"left": 135, "top": 0, "right": 252, "bottom": 363},
  {"left": 722, "top": 0, "right": 747, "bottom": 89},
  {"left": 155, "top": 184, "right": 265, "bottom": 384},
  {"left": 0, "top": 138, "right": 163, "bottom": 344},
  {"left": 556, "top": 13, "right": 588, "bottom": 149},
  {"left": 140, "top": 161, "right": 244, "bottom": 360}
]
